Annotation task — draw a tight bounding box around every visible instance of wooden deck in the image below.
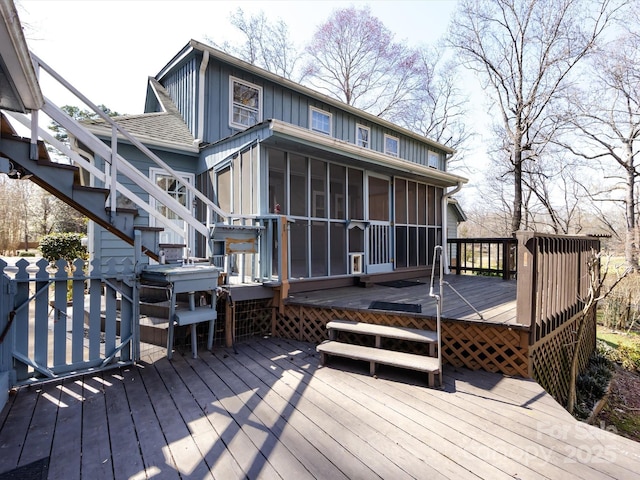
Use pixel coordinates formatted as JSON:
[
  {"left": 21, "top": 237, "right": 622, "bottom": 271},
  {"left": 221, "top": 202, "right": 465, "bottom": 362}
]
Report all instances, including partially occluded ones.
[
  {"left": 1, "top": 337, "right": 638, "bottom": 479},
  {"left": 288, "top": 274, "right": 520, "bottom": 326}
]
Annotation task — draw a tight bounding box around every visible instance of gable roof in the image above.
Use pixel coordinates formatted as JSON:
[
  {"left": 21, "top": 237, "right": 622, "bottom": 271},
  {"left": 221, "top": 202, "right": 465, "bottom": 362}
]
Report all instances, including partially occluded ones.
[
  {"left": 83, "top": 78, "right": 198, "bottom": 152},
  {"left": 157, "top": 39, "right": 456, "bottom": 156}
]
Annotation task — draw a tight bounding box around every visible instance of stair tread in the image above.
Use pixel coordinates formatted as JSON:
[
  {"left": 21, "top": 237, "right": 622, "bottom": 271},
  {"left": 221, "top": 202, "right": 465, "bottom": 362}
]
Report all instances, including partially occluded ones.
[
  {"left": 317, "top": 341, "right": 440, "bottom": 372},
  {"left": 327, "top": 319, "right": 437, "bottom": 343}
]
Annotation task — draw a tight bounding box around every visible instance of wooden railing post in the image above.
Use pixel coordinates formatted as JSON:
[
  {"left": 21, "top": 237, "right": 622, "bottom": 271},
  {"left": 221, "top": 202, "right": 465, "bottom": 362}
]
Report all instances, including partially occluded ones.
[{"left": 516, "top": 232, "right": 536, "bottom": 340}]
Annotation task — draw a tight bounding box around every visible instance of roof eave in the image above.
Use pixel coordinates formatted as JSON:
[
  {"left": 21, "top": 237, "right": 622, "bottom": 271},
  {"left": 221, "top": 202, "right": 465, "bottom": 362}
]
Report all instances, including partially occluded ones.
[
  {"left": 84, "top": 123, "right": 200, "bottom": 154},
  {"left": 0, "top": 0, "right": 44, "bottom": 111},
  {"left": 269, "top": 120, "right": 467, "bottom": 187}
]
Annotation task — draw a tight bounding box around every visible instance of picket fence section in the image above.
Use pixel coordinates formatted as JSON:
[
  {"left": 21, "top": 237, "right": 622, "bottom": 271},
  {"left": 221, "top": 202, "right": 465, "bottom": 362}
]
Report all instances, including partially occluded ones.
[{"left": 0, "top": 257, "right": 138, "bottom": 385}]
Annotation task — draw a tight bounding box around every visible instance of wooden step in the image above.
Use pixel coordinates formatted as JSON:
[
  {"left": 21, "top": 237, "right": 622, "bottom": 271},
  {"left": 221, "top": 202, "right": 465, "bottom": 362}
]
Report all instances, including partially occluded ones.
[
  {"left": 317, "top": 340, "right": 441, "bottom": 386},
  {"left": 327, "top": 320, "right": 437, "bottom": 344}
]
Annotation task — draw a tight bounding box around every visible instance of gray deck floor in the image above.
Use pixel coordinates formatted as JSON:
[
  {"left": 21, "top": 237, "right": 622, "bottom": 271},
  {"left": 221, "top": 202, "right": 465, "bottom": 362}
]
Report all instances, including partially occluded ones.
[
  {"left": 1, "top": 336, "right": 638, "bottom": 479},
  {"left": 288, "top": 274, "right": 520, "bottom": 326}
]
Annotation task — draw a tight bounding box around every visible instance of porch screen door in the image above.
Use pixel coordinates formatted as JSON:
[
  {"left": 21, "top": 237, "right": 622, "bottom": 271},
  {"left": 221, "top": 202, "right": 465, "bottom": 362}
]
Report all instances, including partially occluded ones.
[{"left": 366, "top": 175, "right": 393, "bottom": 273}]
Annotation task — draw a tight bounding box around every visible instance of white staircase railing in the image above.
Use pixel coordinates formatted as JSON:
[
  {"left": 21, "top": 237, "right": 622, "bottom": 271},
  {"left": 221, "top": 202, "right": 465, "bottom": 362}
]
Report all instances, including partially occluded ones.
[{"left": 13, "top": 52, "right": 233, "bottom": 254}]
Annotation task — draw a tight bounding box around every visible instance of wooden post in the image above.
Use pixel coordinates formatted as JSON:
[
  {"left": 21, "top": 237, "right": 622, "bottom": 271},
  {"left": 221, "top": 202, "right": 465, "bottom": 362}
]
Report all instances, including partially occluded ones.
[
  {"left": 225, "top": 299, "right": 233, "bottom": 348},
  {"left": 516, "top": 232, "right": 536, "bottom": 346},
  {"left": 276, "top": 216, "right": 289, "bottom": 314}
]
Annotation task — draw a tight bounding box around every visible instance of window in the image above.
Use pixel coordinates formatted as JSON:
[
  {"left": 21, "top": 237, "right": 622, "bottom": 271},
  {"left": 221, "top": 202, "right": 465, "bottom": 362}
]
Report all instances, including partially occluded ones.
[
  {"left": 356, "top": 124, "right": 370, "bottom": 148},
  {"left": 310, "top": 107, "right": 332, "bottom": 135},
  {"left": 384, "top": 134, "right": 399, "bottom": 157},
  {"left": 428, "top": 151, "right": 440, "bottom": 168},
  {"left": 230, "top": 76, "right": 262, "bottom": 129}
]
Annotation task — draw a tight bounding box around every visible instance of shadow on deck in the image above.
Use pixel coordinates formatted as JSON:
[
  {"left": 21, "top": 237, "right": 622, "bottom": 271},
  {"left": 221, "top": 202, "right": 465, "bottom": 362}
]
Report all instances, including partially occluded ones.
[{"left": 1, "top": 336, "right": 638, "bottom": 479}]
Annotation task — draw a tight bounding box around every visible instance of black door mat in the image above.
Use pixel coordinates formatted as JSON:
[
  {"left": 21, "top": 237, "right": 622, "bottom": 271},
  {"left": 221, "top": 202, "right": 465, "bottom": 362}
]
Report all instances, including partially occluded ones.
[
  {"left": 369, "top": 301, "right": 422, "bottom": 313},
  {"left": 376, "top": 280, "right": 424, "bottom": 288},
  {"left": 0, "top": 457, "right": 49, "bottom": 480}
]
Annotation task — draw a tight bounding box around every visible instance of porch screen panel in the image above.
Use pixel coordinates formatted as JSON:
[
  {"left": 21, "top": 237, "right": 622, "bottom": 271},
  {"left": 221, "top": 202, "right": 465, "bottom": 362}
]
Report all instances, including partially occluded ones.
[
  {"left": 330, "top": 164, "right": 346, "bottom": 220},
  {"left": 368, "top": 177, "right": 389, "bottom": 221},
  {"left": 435, "top": 187, "right": 443, "bottom": 225},
  {"left": 419, "top": 227, "right": 427, "bottom": 265},
  {"left": 233, "top": 156, "right": 241, "bottom": 214},
  {"left": 216, "top": 167, "right": 231, "bottom": 214},
  {"left": 409, "top": 226, "right": 418, "bottom": 266},
  {"left": 241, "top": 150, "right": 252, "bottom": 215},
  {"left": 348, "top": 168, "right": 364, "bottom": 220},
  {"left": 408, "top": 182, "right": 417, "bottom": 224},
  {"left": 395, "top": 226, "right": 407, "bottom": 268},
  {"left": 268, "top": 149, "right": 287, "bottom": 214},
  {"left": 311, "top": 221, "right": 328, "bottom": 277},
  {"left": 418, "top": 184, "right": 427, "bottom": 225},
  {"left": 330, "top": 222, "right": 347, "bottom": 275},
  {"left": 290, "top": 220, "right": 309, "bottom": 278},
  {"left": 428, "top": 186, "right": 436, "bottom": 225},
  {"left": 311, "top": 159, "right": 327, "bottom": 218},
  {"left": 290, "top": 154, "right": 307, "bottom": 216},
  {"left": 349, "top": 227, "right": 364, "bottom": 252},
  {"left": 395, "top": 179, "right": 407, "bottom": 224}
]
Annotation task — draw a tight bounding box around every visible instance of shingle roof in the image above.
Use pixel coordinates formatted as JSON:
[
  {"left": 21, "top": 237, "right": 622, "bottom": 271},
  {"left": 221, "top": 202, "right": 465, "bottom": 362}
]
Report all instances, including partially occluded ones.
[{"left": 83, "top": 78, "right": 197, "bottom": 151}]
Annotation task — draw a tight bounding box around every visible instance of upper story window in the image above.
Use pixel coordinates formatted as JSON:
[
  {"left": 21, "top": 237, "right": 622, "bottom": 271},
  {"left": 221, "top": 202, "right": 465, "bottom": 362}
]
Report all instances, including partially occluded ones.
[
  {"left": 384, "top": 134, "right": 399, "bottom": 157},
  {"left": 310, "top": 107, "right": 332, "bottom": 135},
  {"left": 230, "top": 76, "right": 262, "bottom": 129},
  {"left": 356, "top": 124, "right": 370, "bottom": 148},
  {"left": 428, "top": 151, "right": 440, "bottom": 169}
]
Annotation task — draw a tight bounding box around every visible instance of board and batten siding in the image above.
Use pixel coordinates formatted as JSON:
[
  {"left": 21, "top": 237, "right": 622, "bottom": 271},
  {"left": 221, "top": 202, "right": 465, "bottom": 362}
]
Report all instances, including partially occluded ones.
[
  {"left": 162, "top": 52, "right": 451, "bottom": 169},
  {"left": 91, "top": 143, "right": 199, "bottom": 268},
  {"left": 162, "top": 56, "right": 199, "bottom": 137}
]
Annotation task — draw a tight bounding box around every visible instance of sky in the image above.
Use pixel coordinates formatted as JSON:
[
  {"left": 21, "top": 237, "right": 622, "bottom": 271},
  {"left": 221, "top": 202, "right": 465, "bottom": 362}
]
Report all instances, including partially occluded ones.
[{"left": 16, "top": 0, "right": 460, "bottom": 116}]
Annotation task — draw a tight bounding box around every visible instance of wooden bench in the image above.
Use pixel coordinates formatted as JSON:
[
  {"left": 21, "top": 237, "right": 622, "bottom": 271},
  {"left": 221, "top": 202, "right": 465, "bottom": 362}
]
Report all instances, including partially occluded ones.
[{"left": 317, "top": 320, "right": 441, "bottom": 387}]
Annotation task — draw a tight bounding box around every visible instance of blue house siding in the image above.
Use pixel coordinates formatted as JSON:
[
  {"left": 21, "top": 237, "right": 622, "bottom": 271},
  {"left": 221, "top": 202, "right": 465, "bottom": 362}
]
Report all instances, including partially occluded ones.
[
  {"left": 91, "top": 142, "right": 199, "bottom": 267},
  {"left": 156, "top": 45, "right": 451, "bottom": 171},
  {"left": 161, "top": 56, "right": 198, "bottom": 137}
]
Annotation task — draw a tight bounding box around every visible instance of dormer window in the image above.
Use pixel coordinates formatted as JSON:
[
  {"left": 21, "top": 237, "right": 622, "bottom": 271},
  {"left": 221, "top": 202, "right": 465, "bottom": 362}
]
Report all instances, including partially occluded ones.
[
  {"left": 384, "top": 134, "right": 399, "bottom": 157},
  {"left": 230, "top": 76, "right": 262, "bottom": 129},
  {"left": 310, "top": 107, "right": 332, "bottom": 136}
]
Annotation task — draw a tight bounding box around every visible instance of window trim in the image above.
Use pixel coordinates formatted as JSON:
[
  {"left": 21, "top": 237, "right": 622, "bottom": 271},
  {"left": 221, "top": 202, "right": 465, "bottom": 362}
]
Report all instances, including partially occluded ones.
[
  {"left": 356, "top": 124, "right": 371, "bottom": 149},
  {"left": 229, "top": 76, "right": 263, "bottom": 130},
  {"left": 384, "top": 134, "right": 399, "bottom": 157},
  {"left": 309, "top": 106, "right": 332, "bottom": 136}
]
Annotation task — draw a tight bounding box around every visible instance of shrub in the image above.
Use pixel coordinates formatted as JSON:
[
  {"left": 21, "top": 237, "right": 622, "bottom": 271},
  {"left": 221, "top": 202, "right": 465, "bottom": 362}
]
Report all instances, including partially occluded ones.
[
  {"left": 573, "top": 347, "right": 615, "bottom": 420},
  {"left": 18, "top": 251, "right": 36, "bottom": 257},
  {"left": 39, "top": 233, "right": 87, "bottom": 264}
]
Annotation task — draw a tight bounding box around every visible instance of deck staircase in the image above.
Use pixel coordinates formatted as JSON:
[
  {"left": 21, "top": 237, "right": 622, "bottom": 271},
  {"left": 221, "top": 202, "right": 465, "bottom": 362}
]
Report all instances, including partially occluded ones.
[
  {"left": 317, "top": 320, "right": 442, "bottom": 387},
  {"left": 0, "top": 53, "right": 232, "bottom": 261}
]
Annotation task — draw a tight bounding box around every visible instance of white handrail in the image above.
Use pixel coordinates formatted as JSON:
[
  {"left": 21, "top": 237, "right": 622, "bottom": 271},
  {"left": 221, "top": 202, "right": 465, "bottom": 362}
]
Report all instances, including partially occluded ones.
[{"left": 29, "top": 52, "right": 231, "bottom": 241}]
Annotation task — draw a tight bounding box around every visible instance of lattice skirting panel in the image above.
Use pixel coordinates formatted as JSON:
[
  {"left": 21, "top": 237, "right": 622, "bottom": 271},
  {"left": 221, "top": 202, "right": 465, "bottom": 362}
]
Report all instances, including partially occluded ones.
[
  {"left": 275, "top": 304, "right": 530, "bottom": 377},
  {"left": 529, "top": 308, "right": 596, "bottom": 406}
]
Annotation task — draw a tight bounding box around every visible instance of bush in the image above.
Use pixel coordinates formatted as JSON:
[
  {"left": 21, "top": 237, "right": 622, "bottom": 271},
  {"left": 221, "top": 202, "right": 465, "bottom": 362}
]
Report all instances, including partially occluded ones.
[
  {"left": 39, "top": 233, "right": 87, "bottom": 264},
  {"left": 18, "top": 251, "right": 36, "bottom": 257},
  {"left": 573, "top": 347, "right": 615, "bottom": 420}
]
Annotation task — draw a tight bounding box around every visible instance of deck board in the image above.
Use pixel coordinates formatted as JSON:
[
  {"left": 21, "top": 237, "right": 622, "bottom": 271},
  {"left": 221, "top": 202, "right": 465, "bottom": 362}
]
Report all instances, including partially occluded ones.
[
  {"left": 287, "top": 274, "right": 520, "bottom": 326},
  {"left": 1, "top": 336, "right": 639, "bottom": 479}
]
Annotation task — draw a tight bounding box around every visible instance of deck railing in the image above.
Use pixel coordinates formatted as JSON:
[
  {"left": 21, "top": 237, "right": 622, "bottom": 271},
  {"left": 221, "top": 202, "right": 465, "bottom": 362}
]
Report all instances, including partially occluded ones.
[
  {"left": 447, "top": 237, "right": 517, "bottom": 280},
  {"left": 515, "top": 232, "right": 601, "bottom": 343}
]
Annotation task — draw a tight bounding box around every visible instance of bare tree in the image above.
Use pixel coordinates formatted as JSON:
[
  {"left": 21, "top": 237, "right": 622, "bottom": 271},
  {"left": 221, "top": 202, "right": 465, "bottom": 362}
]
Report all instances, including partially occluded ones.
[
  {"left": 399, "top": 46, "right": 473, "bottom": 164},
  {"left": 556, "top": 24, "right": 640, "bottom": 269},
  {"left": 449, "top": 0, "right": 618, "bottom": 235},
  {"left": 303, "top": 6, "right": 422, "bottom": 117},
  {"left": 207, "top": 8, "right": 302, "bottom": 80}
]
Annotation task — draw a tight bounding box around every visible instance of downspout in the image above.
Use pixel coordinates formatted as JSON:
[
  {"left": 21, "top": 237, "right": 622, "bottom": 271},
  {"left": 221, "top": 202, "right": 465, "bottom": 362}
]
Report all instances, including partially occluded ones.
[
  {"left": 197, "top": 50, "right": 209, "bottom": 143},
  {"left": 441, "top": 181, "right": 464, "bottom": 274}
]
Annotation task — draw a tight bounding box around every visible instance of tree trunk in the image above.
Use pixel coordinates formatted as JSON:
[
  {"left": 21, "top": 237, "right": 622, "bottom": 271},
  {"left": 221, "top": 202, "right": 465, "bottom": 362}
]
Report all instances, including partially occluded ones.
[
  {"left": 511, "top": 136, "right": 523, "bottom": 235},
  {"left": 625, "top": 143, "right": 637, "bottom": 270}
]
